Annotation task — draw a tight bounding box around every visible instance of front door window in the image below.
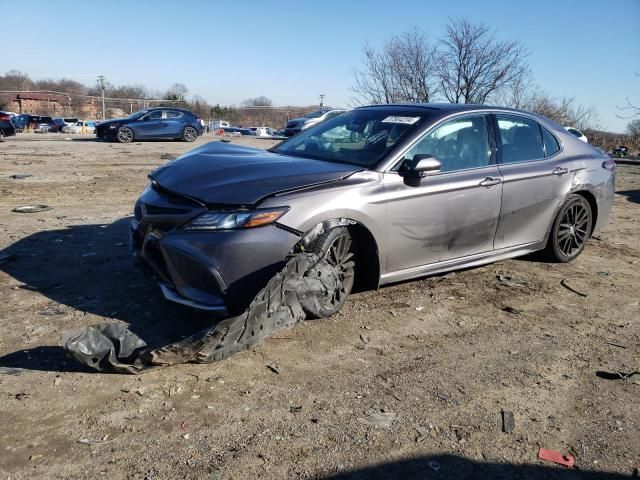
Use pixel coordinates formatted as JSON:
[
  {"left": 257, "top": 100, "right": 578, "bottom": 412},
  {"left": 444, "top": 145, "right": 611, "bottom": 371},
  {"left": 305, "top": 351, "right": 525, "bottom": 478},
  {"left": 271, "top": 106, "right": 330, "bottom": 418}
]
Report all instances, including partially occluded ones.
[{"left": 404, "top": 115, "right": 491, "bottom": 172}]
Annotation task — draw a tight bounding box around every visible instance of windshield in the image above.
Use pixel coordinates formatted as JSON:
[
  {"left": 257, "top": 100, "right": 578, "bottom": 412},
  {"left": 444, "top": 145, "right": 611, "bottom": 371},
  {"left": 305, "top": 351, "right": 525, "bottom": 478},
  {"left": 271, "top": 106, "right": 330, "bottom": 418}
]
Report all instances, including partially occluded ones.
[{"left": 272, "top": 109, "right": 429, "bottom": 168}]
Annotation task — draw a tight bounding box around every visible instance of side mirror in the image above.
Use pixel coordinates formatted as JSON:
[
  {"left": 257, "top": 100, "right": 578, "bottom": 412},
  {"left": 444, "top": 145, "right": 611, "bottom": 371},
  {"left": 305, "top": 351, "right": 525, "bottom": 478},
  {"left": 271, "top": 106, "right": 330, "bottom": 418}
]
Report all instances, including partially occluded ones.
[
  {"left": 398, "top": 154, "right": 441, "bottom": 187},
  {"left": 399, "top": 154, "right": 441, "bottom": 177},
  {"left": 413, "top": 154, "right": 442, "bottom": 174}
]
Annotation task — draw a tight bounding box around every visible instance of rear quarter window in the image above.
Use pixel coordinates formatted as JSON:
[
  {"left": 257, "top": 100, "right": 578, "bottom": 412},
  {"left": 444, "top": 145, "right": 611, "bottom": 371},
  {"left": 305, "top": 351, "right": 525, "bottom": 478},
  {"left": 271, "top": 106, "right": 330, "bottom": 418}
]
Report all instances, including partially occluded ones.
[{"left": 541, "top": 127, "right": 560, "bottom": 156}]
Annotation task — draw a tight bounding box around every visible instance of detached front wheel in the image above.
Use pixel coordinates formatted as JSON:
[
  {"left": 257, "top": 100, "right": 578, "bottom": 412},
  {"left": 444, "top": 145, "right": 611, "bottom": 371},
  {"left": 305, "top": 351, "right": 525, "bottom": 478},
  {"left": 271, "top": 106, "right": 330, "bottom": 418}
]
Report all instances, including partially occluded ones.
[
  {"left": 304, "top": 227, "right": 355, "bottom": 318},
  {"left": 116, "top": 127, "right": 134, "bottom": 143}
]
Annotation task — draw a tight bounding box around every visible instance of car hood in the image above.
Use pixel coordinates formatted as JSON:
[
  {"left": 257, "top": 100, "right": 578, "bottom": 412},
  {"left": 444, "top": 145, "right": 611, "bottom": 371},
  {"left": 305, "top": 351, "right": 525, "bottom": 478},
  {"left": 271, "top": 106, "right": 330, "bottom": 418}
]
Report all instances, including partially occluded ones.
[
  {"left": 149, "top": 141, "right": 362, "bottom": 206},
  {"left": 97, "top": 118, "right": 127, "bottom": 128}
]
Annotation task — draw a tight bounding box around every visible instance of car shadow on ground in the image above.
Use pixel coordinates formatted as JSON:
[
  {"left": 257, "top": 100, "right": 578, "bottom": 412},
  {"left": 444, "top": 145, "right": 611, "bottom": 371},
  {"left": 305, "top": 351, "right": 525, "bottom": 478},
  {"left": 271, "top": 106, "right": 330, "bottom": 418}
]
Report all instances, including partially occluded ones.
[
  {"left": 321, "top": 454, "right": 630, "bottom": 480},
  {"left": 0, "top": 218, "right": 215, "bottom": 373},
  {"left": 617, "top": 189, "right": 640, "bottom": 204}
]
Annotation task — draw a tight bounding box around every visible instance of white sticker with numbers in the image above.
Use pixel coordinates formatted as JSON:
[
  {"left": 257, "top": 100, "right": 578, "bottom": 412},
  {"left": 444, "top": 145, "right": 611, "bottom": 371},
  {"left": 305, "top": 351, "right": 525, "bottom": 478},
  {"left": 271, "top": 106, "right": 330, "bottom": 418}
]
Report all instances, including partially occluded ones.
[{"left": 381, "top": 116, "right": 420, "bottom": 125}]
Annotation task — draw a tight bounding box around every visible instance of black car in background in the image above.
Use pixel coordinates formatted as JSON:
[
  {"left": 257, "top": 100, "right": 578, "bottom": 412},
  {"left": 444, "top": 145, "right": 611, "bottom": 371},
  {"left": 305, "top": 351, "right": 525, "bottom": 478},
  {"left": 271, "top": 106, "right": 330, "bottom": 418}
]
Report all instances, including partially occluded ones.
[
  {"left": 95, "top": 107, "right": 204, "bottom": 143},
  {"left": 0, "top": 119, "right": 16, "bottom": 140}
]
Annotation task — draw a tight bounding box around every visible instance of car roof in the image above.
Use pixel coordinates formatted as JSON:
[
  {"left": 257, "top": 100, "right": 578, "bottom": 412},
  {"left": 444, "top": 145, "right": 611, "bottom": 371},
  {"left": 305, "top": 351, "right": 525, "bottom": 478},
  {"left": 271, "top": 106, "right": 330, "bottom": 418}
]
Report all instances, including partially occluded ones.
[
  {"left": 144, "top": 106, "right": 192, "bottom": 113},
  {"left": 355, "top": 103, "right": 532, "bottom": 114}
]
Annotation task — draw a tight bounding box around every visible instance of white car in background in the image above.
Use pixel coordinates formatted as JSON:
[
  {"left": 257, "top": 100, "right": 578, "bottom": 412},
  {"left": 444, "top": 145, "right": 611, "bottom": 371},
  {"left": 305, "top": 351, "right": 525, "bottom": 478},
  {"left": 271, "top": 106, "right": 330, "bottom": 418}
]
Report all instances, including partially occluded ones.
[
  {"left": 251, "top": 127, "right": 274, "bottom": 137},
  {"left": 564, "top": 126, "right": 588, "bottom": 143},
  {"left": 62, "top": 121, "right": 96, "bottom": 134}
]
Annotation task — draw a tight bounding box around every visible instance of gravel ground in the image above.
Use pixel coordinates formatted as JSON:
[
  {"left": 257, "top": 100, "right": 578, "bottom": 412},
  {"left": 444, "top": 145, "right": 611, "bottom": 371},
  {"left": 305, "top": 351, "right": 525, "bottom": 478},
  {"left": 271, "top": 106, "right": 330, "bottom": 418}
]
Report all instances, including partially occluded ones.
[{"left": 0, "top": 133, "right": 638, "bottom": 479}]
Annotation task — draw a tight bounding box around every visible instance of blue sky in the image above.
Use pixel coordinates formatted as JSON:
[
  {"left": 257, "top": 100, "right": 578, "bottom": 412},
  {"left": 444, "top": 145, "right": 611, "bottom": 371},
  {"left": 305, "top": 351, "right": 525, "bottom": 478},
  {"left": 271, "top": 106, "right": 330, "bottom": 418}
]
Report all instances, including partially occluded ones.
[{"left": 2, "top": 0, "right": 639, "bottom": 132}]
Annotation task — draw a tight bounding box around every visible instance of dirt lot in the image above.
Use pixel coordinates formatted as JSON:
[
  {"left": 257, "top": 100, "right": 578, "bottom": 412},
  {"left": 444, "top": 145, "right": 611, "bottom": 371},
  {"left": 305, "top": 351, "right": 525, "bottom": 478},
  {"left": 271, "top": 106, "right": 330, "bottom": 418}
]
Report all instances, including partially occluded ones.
[{"left": 0, "top": 133, "right": 638, "bottom": 479}]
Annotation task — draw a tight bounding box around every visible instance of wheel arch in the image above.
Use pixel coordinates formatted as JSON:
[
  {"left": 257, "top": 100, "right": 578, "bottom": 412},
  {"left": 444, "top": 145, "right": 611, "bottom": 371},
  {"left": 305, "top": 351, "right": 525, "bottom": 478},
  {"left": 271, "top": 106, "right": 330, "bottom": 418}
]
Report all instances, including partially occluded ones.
[
  {"left": 297, "top": 217, "right": 381, "bottom": 292},
  {"left": 572, "top": 189, "right": 598, "bottom": 234}
]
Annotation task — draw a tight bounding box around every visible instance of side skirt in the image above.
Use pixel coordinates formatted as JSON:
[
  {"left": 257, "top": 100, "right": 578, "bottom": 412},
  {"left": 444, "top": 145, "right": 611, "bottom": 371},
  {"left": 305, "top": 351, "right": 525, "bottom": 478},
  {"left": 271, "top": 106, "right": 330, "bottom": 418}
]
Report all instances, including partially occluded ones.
[{"left": 380, "top": 241, "right": 545, "bottom": 285}]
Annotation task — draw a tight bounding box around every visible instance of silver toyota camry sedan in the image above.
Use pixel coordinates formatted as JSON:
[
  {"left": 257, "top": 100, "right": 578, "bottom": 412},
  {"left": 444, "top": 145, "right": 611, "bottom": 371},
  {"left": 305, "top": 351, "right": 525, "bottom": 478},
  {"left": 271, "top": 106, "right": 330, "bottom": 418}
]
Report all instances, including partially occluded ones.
[{"left": 132, "top": 104, "right": 615, "bottom": 317}]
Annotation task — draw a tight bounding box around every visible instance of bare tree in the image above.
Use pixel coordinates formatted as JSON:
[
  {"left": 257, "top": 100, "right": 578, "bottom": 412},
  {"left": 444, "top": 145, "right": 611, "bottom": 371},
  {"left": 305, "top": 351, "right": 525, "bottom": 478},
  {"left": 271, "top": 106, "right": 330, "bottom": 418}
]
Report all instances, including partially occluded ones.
[
  {"left": 242, "top": 96, "right": 273, "bottom": 107},
  {"left": 437, "top": 19, "right": 529, "bottom": 104},
  {"left": 351, "top": 29, "right": 439, "bottom": 105},
  {"left": 525, "top": 93, "right": 601, "bottom": 131},
  {"left": 164, "top": 83, "right": 188, "bottom": 101},
  {"left": 351, "top": 44, "right": 396, "bottom": 104},
  {"left": 617, "top": 73, "right": 640, "bottom": 119},
  {"left": 0, "top": 70, "right": 34, "bottom": 90},
  {"left": 628, "top": 119, "right": 640, "bottom": 138},
  {"left": 384, "top": 29, "right": 439, "bottom": 103}
]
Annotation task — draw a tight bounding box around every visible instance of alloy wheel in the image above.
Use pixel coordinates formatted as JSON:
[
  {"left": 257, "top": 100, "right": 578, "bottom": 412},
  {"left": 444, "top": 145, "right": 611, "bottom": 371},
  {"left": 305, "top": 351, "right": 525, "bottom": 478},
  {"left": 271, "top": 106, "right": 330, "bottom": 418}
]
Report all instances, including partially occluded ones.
[
  {"left": 183, "top": 127, "right": 197, "bottom": 142},
  {"left": 556, "top": 202, "right": 590, "bottom": 257},
  {"left": 321, "top": 232, "right": 355, "bottom": 310},
  {"left": 117, "top": 128, "right": 133, "bottom": 143}
]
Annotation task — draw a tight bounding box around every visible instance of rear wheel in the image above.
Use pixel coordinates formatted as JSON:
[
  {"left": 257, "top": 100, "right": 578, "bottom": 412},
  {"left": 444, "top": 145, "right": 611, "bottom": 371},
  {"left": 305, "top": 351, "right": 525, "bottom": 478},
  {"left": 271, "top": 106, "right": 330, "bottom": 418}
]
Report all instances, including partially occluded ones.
[
  {"left": 116, "top": 127, "right": 134, "bottom": 143},
  {"left": 545, "top": 194, "right": 592, "bottom": 262},
  {"left": 304, "top": 227, "right": 355, "bottom": 318},
  {"left": 182, "top": 126, "right": 198, "bottom": 142}
]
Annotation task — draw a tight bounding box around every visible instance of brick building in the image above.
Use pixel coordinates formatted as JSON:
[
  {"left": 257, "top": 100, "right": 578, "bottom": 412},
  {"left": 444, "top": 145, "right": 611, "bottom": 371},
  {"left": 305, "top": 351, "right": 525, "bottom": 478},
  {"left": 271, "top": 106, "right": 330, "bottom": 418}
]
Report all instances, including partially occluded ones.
[{"left": 0, "top": 92, "right": 101, "bottom": 118}]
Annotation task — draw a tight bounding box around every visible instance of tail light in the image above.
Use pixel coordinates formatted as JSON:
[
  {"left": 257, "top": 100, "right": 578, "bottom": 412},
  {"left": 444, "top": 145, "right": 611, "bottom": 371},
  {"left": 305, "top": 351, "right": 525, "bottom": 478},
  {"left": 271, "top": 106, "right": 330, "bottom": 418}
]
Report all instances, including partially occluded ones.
[{"left": 602, "top": 158, "right": 616, "bottom": 172}]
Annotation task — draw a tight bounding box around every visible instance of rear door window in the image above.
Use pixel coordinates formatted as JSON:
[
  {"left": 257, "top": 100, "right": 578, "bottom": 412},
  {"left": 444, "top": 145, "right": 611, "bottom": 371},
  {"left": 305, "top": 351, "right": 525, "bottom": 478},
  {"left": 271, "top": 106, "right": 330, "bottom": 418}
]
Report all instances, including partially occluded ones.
[
  {"left": 496, "top": 114, "right": 545, "bottom": 163},
  {"left": 165, "top": 110, "right": 182, "bottom": 119}
]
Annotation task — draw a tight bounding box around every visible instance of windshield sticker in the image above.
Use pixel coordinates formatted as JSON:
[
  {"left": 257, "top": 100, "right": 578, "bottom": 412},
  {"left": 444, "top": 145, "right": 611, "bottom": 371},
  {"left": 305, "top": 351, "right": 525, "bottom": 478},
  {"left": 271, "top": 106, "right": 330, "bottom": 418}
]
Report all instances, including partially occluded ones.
[{"left": 381, "top": 116, "right": 420, "bottom": 125}]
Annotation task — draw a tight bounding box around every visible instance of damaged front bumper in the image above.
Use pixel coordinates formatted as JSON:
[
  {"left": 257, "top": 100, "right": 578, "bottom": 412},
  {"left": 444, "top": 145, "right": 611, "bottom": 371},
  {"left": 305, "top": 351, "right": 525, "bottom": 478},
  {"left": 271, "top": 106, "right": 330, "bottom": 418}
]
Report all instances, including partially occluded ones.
[{"left": 130, "top": 203, "right": 301, "bottom": 313}]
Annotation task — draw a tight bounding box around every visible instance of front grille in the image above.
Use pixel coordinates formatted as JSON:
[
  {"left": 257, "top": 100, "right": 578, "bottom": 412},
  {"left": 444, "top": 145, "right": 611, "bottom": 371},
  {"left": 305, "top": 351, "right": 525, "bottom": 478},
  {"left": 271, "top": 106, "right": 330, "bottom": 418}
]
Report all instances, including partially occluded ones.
[{"left": 144, "top": 204, "right": 191, "bottom": 215}]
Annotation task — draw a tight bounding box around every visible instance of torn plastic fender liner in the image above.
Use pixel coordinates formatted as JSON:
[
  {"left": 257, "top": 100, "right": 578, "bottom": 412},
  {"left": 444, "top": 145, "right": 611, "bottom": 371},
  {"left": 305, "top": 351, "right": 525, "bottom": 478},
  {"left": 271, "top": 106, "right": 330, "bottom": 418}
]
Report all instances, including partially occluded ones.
[
  {"left": 61, "top": 253, "right": 340, "bottom": 373},
  {"left": 298, "top": 218, "right": 356, "bottom": 251}
]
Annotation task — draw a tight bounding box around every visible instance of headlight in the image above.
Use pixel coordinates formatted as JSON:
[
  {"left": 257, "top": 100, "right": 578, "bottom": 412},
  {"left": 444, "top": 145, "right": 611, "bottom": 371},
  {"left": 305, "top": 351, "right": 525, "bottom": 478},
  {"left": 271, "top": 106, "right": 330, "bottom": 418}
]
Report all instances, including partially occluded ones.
[{"left": 182, "top": 207, "right": 288, "bottom": 231}]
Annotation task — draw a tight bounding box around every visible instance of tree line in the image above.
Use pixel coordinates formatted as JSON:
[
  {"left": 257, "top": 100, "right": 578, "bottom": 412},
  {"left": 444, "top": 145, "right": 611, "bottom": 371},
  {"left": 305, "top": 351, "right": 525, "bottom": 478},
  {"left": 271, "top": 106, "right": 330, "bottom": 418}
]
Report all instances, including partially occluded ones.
[{"left": 351, "top": 18, "right": 639, "bottom": 148}]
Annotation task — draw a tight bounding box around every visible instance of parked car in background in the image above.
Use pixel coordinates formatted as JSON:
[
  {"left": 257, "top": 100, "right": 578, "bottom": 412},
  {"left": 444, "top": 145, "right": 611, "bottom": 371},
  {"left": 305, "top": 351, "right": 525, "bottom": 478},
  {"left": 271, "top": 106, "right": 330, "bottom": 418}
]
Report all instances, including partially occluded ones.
[
  {"left": 95, "top": 107, "right": 204, "bottom": 143},
  {"left": 33, "top": 117, "right": 57, "bottom": 133},
  {"left": 0, "top": 118, "right": 16, "bottom": 140},
  {"left": 131, "top": 103, "right": 614, "bottom": 316},
  {"left": 284, "top": 109, "right": 346, "bottom": 136},
  {"left": 10, "top": 114, "right": 33, "bottom": 132},
  {"left": 52, "top": 118, "right": 67, "bottom": 132},
  {"left": 211, "top": 120, "right": 230, "bottom": 129},
  {"left": 564, "top": 126, "right": 588, "bottom": 143},
  {"left": 62, "top": 120, "right": 96, "bottom": 134},
  {"left": 612, "top": 145, "right": 628, "bottom": 158},
  {"left": 0, "top": 111, "right": 16, "bottom": 120},
  {"left": 251, "top": 127, "right": 274, "bottom": 137}
]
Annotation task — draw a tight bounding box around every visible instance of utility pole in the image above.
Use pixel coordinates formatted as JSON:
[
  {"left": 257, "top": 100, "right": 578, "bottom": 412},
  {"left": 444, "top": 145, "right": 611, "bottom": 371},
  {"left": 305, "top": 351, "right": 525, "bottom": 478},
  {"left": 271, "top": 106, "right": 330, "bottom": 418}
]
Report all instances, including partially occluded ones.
[
  {"left": 319, "top": 94, "right": 325, "bottom": 110},
  {"left": 97, "top": 75, "right": 106, "bottom": 120}
]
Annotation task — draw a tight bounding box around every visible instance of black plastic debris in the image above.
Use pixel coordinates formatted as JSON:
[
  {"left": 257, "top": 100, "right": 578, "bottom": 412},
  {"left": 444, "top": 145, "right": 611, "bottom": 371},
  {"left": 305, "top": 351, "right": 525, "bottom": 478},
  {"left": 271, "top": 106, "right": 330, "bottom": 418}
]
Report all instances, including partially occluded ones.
[
  {"left": 62, "top": 253, "right": 342, "bottom": 373},
  {"left": 502, "top": 409, "right": 515, "bottom": 433},
  {"left": 61, "top": 323, "right": 148, "bottom": 374},
  {"left": 595, "top": 370, "right": 639, "bottom": 381}
]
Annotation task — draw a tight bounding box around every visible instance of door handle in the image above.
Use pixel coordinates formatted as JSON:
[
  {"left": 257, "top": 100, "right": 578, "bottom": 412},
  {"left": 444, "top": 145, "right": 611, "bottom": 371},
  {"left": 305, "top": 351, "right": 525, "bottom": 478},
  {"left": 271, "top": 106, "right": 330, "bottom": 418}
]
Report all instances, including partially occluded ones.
[
  {"left": 552, "top": 167, "right": 569, "bottom": 176},
  {"left": 479, "top": 177, "right": 501, "bottom": 187}
]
